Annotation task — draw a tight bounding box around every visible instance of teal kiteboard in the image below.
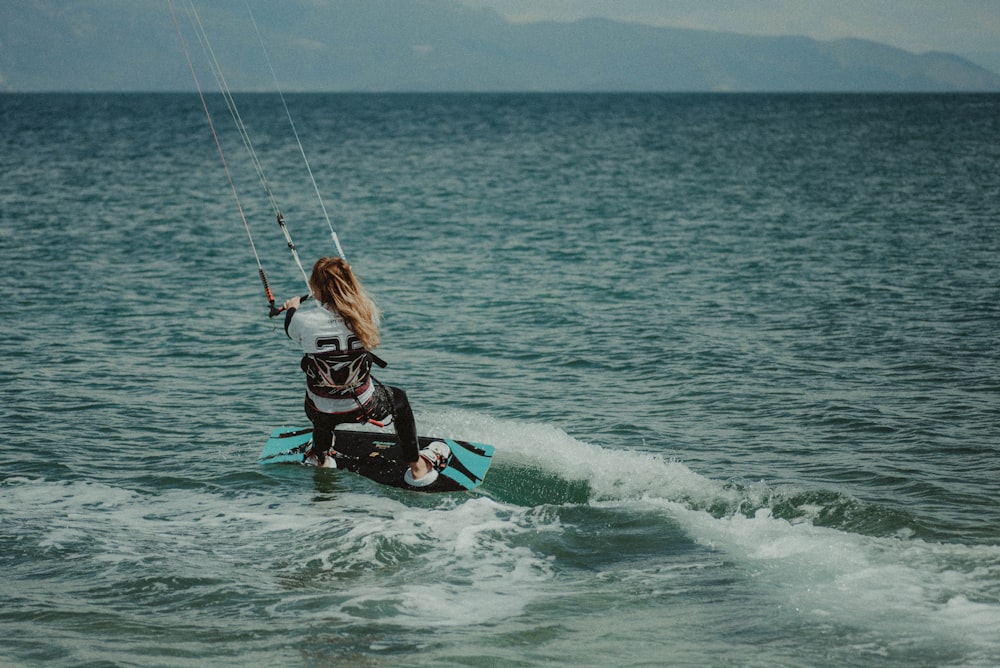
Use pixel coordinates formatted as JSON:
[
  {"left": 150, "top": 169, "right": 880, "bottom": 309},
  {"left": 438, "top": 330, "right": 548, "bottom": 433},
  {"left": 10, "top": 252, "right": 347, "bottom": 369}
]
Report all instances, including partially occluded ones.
[{"left": 259, "top": 426, "right": 495, "bottom": 493}]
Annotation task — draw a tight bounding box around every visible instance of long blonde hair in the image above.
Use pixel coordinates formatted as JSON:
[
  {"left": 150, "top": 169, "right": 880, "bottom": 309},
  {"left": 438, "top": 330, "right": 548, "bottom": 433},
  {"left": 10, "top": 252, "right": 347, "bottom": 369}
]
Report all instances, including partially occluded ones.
[{"left": 309, "top": 257, "right": 381, "bottom": 349}]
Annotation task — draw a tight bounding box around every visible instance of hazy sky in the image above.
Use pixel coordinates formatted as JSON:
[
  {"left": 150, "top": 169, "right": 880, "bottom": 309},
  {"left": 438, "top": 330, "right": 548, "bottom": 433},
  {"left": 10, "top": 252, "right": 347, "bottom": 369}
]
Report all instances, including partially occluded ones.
[{"left": 456, "top": 0, "right": 1000, "bottom": 55}]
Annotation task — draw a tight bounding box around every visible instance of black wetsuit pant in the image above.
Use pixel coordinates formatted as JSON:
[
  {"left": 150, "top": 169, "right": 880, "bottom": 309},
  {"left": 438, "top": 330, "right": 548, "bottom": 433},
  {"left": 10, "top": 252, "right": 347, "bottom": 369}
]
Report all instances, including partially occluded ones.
[{"left": 305, "top": 382, "right": 420, "bottom": 464}]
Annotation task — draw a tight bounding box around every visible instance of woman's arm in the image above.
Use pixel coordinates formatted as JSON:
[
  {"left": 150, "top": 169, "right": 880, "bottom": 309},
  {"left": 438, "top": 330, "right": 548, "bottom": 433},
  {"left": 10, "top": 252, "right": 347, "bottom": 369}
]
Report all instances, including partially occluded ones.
[{"left": 282, "top": 296, "right": 302, "bottom": 337}]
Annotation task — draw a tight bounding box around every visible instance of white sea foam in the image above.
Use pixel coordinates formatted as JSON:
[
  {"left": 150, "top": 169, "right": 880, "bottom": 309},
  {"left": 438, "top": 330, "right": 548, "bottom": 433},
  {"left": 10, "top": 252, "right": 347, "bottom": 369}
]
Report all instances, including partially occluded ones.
[
  {"left": 4, "top": 412, "right": 998, "bottom": 662},
  {"left": 678, "top": 504, "right": 1000, "bottom": 656},
  {"left": 420, "top": 410, "right": 1000, "bottom": 656},
  {"left": 421, "top": 407, "right": 734, "bottom": 505},
  {"left": 1, "top": 471, "right": 555, "bottom": 631},
  {"left": 274, "top": 494, "right": 561, "bottom": 627}
]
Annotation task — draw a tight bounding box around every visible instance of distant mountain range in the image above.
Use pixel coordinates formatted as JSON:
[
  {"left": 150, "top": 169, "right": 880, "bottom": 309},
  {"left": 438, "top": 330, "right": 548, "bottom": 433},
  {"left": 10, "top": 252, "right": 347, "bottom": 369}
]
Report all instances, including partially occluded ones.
[{"left": 2, "top": 0, "right": 998, "bottom": 92}]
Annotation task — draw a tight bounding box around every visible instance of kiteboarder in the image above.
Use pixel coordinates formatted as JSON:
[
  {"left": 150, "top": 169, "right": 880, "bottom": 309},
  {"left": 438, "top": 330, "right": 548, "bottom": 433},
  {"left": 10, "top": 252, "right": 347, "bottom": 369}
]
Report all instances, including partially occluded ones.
[{"left": 282, "top": 257, "right": 448, "bottom": 487}]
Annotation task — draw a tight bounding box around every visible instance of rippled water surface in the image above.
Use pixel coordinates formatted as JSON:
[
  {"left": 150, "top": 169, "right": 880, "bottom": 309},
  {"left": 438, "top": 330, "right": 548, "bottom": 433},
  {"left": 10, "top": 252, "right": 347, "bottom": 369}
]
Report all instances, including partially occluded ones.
[{"left": 2, "top": 92, "right": 999, "bottom": 666}]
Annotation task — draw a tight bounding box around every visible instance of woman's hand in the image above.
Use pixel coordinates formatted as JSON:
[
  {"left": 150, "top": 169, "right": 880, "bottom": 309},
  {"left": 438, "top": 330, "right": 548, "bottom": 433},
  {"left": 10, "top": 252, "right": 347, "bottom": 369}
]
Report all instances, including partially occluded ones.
[{"left": 282, "top": 296, "right": 302, "bottom": 311}]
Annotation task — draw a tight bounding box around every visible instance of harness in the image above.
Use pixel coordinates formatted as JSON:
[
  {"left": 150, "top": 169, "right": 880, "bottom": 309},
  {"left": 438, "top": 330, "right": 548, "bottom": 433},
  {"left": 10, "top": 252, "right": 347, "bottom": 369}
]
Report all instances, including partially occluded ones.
[
  {"left": 301, "top": 340, "right": 390, "bottom": 424},
  {"left": 301, "top": 347, "right": 372, "bottom": 398}
]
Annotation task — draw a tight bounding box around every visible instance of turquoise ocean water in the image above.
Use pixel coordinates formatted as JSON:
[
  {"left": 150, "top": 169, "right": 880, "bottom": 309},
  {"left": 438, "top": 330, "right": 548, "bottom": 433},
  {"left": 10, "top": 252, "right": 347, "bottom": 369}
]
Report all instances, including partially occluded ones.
[{"left": 2, "top": 92, "right": 999, "bottom": 666}]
